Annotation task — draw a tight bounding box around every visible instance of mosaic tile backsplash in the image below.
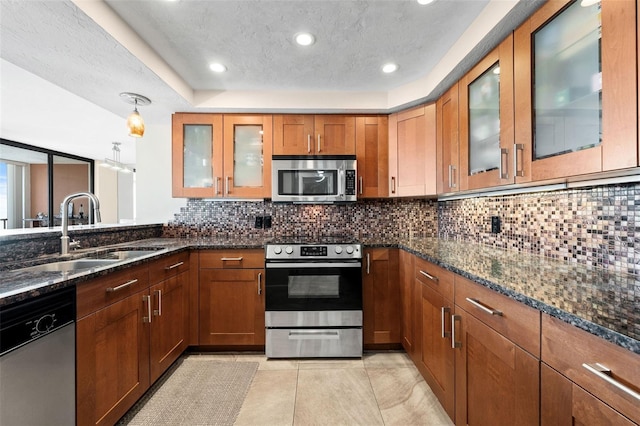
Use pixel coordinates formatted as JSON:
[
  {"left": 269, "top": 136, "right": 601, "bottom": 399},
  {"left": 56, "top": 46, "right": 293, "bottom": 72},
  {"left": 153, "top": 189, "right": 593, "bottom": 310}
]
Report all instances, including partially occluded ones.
[
  {"left": 438, "top": 183, "right": 640, "bottom": 275},
  {"left": 163, "top": 198, "right": 439, "bottom": 240}
]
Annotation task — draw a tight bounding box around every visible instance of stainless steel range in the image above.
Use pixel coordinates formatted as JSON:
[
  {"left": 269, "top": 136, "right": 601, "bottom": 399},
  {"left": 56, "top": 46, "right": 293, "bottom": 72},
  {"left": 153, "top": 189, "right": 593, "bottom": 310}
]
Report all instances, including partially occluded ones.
[{"left": 264, "top": 236, "right": 363, "bottom": 358}]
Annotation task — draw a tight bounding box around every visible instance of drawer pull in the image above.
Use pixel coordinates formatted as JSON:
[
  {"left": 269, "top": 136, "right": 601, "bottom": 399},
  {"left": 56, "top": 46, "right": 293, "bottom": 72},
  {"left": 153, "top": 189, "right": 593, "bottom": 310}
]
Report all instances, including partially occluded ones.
[
  {"left": 465, "top": 297, "right": 503, "bottom": 316},
  {"left": 106, "top": 279, "right": 138, "bottom": 293},
  {"left": 451, "top": 314, "right": 461, "bottom": 349},
  {"left": 583, "top": 363, "right": 640, "bottom": 401},
  {"left": 441, "top": 306, "right": 451, "bottom": 338},
  {"left": 221, "top": 257, "right": 243, "bottom": 261},
  {"left": 289, "top": 330, "right": 339, "bottom": 340},
  {"left": 420, "top": 270, "right": 438, "bottom": 282},
  {"left": 164, "top": 261, "right": 184, "bottom": 270}
]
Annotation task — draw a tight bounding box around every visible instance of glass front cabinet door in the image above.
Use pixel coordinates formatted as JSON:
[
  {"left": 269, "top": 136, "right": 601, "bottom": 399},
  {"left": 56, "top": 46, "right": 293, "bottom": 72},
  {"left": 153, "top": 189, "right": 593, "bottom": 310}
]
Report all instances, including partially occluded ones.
[
  {"left": 514, "top": 0, "right": 637, "bottom": 183},
  {"left": 172, "top": 113, "right": 223, "bottom": 198},
  {"left": 459, "top": 35, "right": 514, "bottom": 191},
  {"left": 223, "top": 115, "right": 273, "bottom": 198}
]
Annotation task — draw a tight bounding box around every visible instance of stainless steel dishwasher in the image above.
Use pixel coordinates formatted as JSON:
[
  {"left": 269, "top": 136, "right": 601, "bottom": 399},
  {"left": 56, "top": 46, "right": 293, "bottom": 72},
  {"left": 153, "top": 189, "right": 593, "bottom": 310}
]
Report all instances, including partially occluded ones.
[{"left": 0, "top": 287, "right": 76, "bottom": 425}]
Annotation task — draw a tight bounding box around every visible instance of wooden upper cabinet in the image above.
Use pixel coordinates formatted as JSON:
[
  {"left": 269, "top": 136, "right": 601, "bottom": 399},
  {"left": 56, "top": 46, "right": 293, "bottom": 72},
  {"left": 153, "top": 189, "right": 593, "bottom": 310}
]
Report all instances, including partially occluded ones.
[
  {"left": 436, "top": 84, "right": 459, "bottom": 194},
  {"left": 172, "top": 113, "right": 223, "bottom": 198},
  {"left": 172, "top": 113, "right": 271, "bottom": 198},
  {"left": 356, "top": 116, "right": 389, "bottom": 198},
  {"left": 514, "top": 0, "right": 637, "bottom": 183},
  {"left": 223, "top": 114, "right": 273, "bottom": 198},
  {"left": 389, "top": 104, "right": 437, "bottom": 197},
  {"left": 459, "top": 35, "right": 514, "bottom": 191},
  {"left": 273, "top": 115, "right": 355, "bottom": 155}
]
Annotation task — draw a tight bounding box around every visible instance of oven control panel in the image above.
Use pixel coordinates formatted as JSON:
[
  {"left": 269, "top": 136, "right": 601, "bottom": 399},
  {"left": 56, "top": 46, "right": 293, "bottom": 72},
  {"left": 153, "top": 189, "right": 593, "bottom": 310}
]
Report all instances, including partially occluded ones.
[{"left": 265, "top": 244, "right": 361, "bottom": 260}]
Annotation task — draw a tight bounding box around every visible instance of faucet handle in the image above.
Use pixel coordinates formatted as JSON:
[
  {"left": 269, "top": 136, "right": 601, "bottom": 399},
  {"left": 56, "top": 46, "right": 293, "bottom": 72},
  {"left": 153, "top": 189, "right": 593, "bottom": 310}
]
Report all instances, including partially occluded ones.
[{"left": 69, "top": 239, "right": 81, "bottom": 250}]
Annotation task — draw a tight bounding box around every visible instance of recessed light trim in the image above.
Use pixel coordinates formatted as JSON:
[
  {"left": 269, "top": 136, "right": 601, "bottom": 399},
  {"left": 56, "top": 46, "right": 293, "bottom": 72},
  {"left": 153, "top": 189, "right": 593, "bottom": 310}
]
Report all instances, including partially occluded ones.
[
  {"left": 417, "top": 0, "right": 436, "bottom": 5},
  {"left": 209, "top": 63, "right": 227, "bottom": 73},
  {"left": 295, "top": 32, "right": 316, "bottom": 46},
  {"left": 382, "top": 63, "right": 398, "bottom": 73}
]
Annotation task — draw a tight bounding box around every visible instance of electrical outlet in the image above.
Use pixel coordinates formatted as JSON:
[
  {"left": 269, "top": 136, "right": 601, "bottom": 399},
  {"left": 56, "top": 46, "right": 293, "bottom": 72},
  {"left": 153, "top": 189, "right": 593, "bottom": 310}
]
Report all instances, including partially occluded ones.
[
  {"left": 254, "top": 216, "right": 263, "bottom": 229},
  {"left": 264, "top": 215, "right": 272, "bottom": 229},
  {"left": 491, "top": 216, "right": 501, "bottom": 234}
]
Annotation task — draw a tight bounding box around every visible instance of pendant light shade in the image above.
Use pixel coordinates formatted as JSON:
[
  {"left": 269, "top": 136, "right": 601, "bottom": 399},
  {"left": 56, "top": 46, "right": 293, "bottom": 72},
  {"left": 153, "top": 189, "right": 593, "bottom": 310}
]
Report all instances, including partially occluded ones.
[{"left": 120, "top": 92, "right": 151, "bottom": 138}]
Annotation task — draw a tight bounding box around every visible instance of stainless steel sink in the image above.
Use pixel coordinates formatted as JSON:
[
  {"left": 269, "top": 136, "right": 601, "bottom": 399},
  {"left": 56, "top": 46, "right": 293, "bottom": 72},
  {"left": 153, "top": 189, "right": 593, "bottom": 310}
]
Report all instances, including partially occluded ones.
[
  {"left": 20, "top": 258, "right": 119, "bottom": 273},
  {"left": 93, "top": 249, "right": 162, "bottom": 261}
]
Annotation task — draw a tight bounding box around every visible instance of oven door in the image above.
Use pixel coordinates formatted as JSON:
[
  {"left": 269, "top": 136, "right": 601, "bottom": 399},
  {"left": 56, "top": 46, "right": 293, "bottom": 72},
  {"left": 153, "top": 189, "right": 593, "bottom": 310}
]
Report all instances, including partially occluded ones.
[{"left": 265, "top": 261, "right": 362, "bottom": 312}]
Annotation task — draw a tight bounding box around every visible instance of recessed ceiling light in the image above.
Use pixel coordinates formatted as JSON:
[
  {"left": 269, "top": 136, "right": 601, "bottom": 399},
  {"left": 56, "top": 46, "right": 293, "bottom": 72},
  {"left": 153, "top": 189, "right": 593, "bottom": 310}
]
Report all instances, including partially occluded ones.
[
  {"left": 580, "top": 0, "right": 600, "bottom": 6},
  {"left": 417, "top": 0, "right": 436, "bottom": 4},
  {"left": 295, "top": 32, "right": 316, "bottom": 46},
  {"left": 209, "top": 63, "right": 227, "bottom": 73},
  {"left": 493, "top": 66, "right": 501, "bottom": 75},
  {"left": 382, "top": 63, "right": 398, "bottom": 73}
]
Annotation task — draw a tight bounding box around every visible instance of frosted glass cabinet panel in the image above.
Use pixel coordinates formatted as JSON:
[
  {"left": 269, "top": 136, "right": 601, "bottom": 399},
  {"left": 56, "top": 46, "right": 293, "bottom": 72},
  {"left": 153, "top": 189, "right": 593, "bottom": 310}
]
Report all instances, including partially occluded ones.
[
  {"left": 468, "top": 63, "right": 501, "bottom": 175},
  {"left": 233, "top": 125, "right": 264, "bottom": 188},
  {"left": 459, "top": 35, "right": 514, "bottom": 191},
  {"left": 533, "top": 1, "right": 601, "bottom": 160},
  {"left": 183, "top": 125, "right": 214, "bottom": 188},
  {"left": 172, "top": 113, "right": 223, "bottom": 198}
]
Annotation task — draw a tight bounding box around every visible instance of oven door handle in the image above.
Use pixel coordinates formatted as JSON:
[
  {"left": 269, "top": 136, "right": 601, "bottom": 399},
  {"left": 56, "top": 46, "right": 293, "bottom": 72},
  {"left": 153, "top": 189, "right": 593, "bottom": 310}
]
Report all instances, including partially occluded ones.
[
  {"left": 265, "top": 262, "right": 362, "bottom": 268},
  {"left": 288, "top": 330, "right": 340, "bottom": 340}
]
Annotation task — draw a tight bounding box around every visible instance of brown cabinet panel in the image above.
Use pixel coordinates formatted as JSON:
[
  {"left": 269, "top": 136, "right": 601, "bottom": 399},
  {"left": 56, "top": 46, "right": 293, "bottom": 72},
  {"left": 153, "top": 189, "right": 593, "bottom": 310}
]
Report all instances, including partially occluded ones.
[
  {"left": 77, "top": 291, "right": 150, "bottom": 426},
  {"left": 415, "top": 256, "right": 454, "bottom": 301},
  {"left": 314, "top": 115, "right": 356, "bottom": 155},
  {"left": 149, "top": 271, "right": 189, "bottom": 383},
  {"left": 356, "top": 116, "right": 389, "bottom": 198},
  {"left": 399, "top": 249, "right": 415, "bottom": 356},
  {"left": 199, "top": 268, "right": 265, "bottom": 346},
  {"left": 455, "top": 275, "right": 540, "bottom": 357},
  {"left": 436, "top": 84, "right": 459, "bottom": 194},
  {"left": 76, "top": 264, "right": 149, "bottom": 319},
  {"left": 199, "top": 249, "right": 264, "bottom": 269},
  {"left": 148, "top": 251, "right": 190, "bottom": 284},
  {"left": 454, "top": 307, "right": 539, "bottom": 426},
  {"left": 273, "top": 115, "right": 355, "bottom": 155},
  {"left": 542, "top": 314, "right": 640, "bottom": 424},
  {"left": 273, "top": 114, "right": 315, "bottom": 155},
  {"left": 363, "top": 248, "right": 400, "bottom": 345}
]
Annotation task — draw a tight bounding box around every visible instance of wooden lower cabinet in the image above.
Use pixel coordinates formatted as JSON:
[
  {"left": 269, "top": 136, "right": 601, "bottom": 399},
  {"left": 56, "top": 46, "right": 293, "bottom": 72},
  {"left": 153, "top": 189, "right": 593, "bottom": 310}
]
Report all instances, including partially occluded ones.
[
  {"left": 399, "top": 249, "right": 416, "bottom": 358},
  {"left": 199, "top": 268, "right": 265, "bottom": 346},
  {"left": 363, "top": 248, "right": 400, "bottom": 346},
  {"left": 453, "top": 307, "right": 540, "bottom": 426},
  {"left": 77, "top": 291, "right": 151, "bottom": 426},
  {"left": 542, "top": 364, "right": 636, "bottom": 426},
  {"left": 149, "top": 271, "right": 189, "bottom": 382}
]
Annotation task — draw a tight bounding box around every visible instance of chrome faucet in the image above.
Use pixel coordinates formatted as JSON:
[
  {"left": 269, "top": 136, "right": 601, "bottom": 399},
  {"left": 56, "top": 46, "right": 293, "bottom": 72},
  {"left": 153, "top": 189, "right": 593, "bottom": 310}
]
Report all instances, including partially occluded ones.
[{"left": 60, "top": 192, "right": 101, "bottom": 255}]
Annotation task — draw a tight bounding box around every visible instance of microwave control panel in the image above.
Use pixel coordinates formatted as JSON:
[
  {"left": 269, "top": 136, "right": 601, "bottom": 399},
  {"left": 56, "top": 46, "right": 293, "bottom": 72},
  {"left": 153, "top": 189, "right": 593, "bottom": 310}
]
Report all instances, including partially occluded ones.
[{"left": 345, "top": 170, "right": 356, "bottom": 195}]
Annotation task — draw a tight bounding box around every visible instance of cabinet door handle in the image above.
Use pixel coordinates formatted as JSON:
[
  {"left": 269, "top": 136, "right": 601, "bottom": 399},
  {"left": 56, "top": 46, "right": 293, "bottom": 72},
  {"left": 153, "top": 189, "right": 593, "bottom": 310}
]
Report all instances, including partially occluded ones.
[
  {"left": 317, "top": 134, "right": 321, "bottom": 152},
  {"left": 215, "top": 177, "right": 221, "bottom": 195},
  {"left": 514, "top": 143, "right": 525, "bottom": 177},
  {"left": 221, "top": 257, "right": 243, "bottom": 261},
  {"left": 307, "top": 134, "right": 311, "bottom": 153},
  {"left": 419, "top": 270, "right": 438, "bottom": 282},
  {"left": 106, "top": 279, "right": 138, "bottom": 293},
  {"left": 465, "top": 297, "right": 503, "bottom": 316},
  {"left": 366, "top": 253, "right": 370, "bottom": 274},
  {"left": 165, "top": 261, "right": 184, "bottom": 270},
  {"left": 582, "top": 363, "right": 640, "bottom": 401},
  {"left": 451, "top": 314, "right": 461, "bottom": 348},
  {"left": 499, "top": 148, "right": 509, "bottom": 180},
  {"left": 154, "top": 290, "right": 162, "bottom": 317},
  {"left": 257, "top": 272, "right": 262, "bottom": 295},
  {"left": 359, "top": 176, "right": 363, "bottom": 195},
  {"left": 390, "top": 177, "right": 396, "bottom": 194},
  {"left": 143, "top": 294, "right": 152, "bottom": 323},
  {"left": 441, "top": 306, "right": 451, "bottom": 338},
  {"left": 225, "top": 176, "right": 230, "bottom": 195}
]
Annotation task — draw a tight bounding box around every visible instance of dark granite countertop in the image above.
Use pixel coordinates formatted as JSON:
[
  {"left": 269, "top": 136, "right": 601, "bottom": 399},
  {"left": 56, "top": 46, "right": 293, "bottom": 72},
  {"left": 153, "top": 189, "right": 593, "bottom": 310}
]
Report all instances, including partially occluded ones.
[
  {"left": 363, "top": 236, "right": 640, "bottom": 355},
  {"left": 1, "top": 235, "right": 638, "bottom": 355}
]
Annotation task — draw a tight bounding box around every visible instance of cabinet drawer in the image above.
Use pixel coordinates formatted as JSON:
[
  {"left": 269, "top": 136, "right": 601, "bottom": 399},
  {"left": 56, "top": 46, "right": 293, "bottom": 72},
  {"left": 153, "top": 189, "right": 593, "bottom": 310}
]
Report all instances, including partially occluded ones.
[
  {"left": 415, "top": 257, "right": 454, "bottom": 301},
  {"left": 149, "top": 251, "right": 190, "bottom": 283},
  {"left": 199, "top": 250, "right": 264, "bottom": 269},
  {"left": 455, "top": 275, "right": 540, "bottom": 357},
  {"left": 542, "top": 314, "right": 640, "bottom": 424},
  {"left": 77, "top": 264, "right": 150, "bottom": 319}
]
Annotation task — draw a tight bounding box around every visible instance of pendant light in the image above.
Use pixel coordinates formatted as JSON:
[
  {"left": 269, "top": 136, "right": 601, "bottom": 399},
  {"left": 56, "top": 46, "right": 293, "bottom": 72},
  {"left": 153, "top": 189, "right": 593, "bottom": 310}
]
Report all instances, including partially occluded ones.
[
  {"left": 120, "top": 92, "right": 151, "bottom": 138},
  {"left": 100, "top": 142, "right": 134, "bottom": 173}
]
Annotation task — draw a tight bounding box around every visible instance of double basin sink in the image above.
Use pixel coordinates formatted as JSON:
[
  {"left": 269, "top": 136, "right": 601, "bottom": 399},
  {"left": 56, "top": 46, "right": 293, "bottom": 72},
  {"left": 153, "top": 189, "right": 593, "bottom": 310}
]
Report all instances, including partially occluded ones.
[{"left": 19, "top": 249, "right": 162, "bottom": 273}]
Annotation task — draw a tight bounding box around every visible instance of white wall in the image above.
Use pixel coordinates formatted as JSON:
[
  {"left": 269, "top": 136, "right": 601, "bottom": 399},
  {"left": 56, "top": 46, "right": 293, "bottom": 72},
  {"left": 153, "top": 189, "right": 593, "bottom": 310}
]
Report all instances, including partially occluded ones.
[{"left": 135, "top": 122, "right": 186, "bottom": 224}]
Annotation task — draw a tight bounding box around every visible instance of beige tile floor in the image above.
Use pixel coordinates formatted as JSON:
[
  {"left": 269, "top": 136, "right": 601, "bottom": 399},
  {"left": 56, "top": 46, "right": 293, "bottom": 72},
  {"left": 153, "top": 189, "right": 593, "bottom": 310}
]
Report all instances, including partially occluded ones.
[{"left": 204, "top": 351, "right": 454, "bottom": 426}]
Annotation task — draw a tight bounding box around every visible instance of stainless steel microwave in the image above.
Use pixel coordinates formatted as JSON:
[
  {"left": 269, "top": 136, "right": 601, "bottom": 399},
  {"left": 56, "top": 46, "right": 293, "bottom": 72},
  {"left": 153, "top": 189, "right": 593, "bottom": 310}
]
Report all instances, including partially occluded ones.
[{"left": 271, "top": 155, "right": 357, "bottom": 203}]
